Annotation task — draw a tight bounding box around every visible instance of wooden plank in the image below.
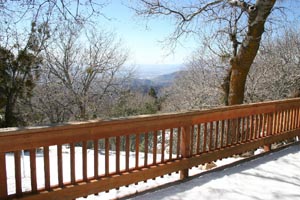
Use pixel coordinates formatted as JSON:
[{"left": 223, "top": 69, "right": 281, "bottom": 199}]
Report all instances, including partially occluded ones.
[
  {"left": 19, "top": 129, "right": 300, "bottom": 200},
  {"left": 237, "top": 118, "right": 241, "bottom": 143},
  {"left": 215, "top": 121, "right": 219, "bottom": 149},
  {"left": 144, "top": 133, "right": 148, "bottom": 166},
  {"left": 70, "top": 143, "right": 75, "bottom": 184},
  {"left": 190, "top": 126, "right": 194, "bottom": 155},
  {"left": 296, "top": 108, "right": 300, "bottom": 128},
  {"left": 249, "top": 117, "right": 253, "bottom": 140},
  {"left": 268, "top": 114, "right": 273, "bottom": 136},
  {"left": 270, "top": 112, "right": 275, "bottom": 135},
  {"left": 180, "top": 125, "right": 191, "bottom": 179},
  {"left": 105, "top": 138, "right": 109, "bottom": 176},
  {"left": 203, "top": 123, "right": 207, "bottom": 152},
  {"left": 209, "top": 122, "right": 213, "bottom": 151},
  {"left": 135, "top": 134, "right": 139, "bottom": 168},
  {"left": 153, "top": 131, "right": 157, "bottom": 164},
  {"left": 196, "top": 124, "right": 200, "bottom": 154},
  {"left": 258, "top": 114, "right": 264, "bottom": 138},
  {"left": 220, "top": 121, "right": 224, "bottom": 148},
  {"left": 2, "top": 99, "right": 300, "bottom": 153},
  {"left": 82, "top": 141, "right": 87, "bottom": 182},
  {"left": 0, "top": 152, "right": 7, "bottom": 199},
  {"left": 161, "top": 130, "right": 165, "bottom": 162},
  {"left": 44, "top": 146, "right": 50, "bottom": 191},
  {"left": 169, "top": 129, "right": 173, "bottom": 160},
  {"left": 125, "top": 135, "right": 130, "bottom": 171},
  {"left": 284, "top": 110, "right": 288, "bottom": 132},
  {"left": 116, "top": 136, "right": 120, "bottom": 173},
  {"left": 226, "top": 119, "right": 230, "bottom": 146},
  {"left": 94, "top": 140, "right": 99, "bottom": 179},
  {"left": 245, "top": 116, "right": 249, "bottom": 141},
  {"left": 274, "top": 112, "right": 279, "bottom": 134},
  {"left": 253, "top": 115, "right": 258, "bottom": 139},
  {"left": 291, "top": 109, "right": 295, "bottom": 130},
  {"left": 241, "top": 117, "right": 245, "bottom": 142},
  {"left": 29, "top": 149, "right": 37, "bottom": 193},
  {"left": 176, "top": 128, "right": 181, "bottom": 158},
  {"left": 263, "top": 114, "right": 267, "bottom": 137},
  {"left": 57, "top": 145, "right": 63, "bottom": 187},
  {"left": 14, "top": 151, "right": 22, "bottom": 196}
]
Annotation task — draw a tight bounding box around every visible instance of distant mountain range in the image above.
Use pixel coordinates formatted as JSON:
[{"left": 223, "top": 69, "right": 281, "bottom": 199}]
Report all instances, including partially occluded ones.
[
  {"left": 130, "top": 71, "right": 181, "bottom": 94},
  {"left": 136, "top": 64, "right": 183, "bottom": 79}
]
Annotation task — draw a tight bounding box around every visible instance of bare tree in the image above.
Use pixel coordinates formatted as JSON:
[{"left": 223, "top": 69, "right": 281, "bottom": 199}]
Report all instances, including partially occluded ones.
[
  {"left": 245, "top": 27, "right": 300, "bottom": 102},
  {"left": 43, "top": 23, "right": 130, "bottom": 120},
  {"left": 162, "top": 53, "right": 225, "bottom": 112},
  {"left": 130, "top": 0, "right": 287, "bottom": 105}
]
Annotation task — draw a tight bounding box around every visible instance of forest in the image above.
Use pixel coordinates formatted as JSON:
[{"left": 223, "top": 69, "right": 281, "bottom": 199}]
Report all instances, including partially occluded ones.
[{"left": 0, "top": 0, "right": 299, "bottom": 128}]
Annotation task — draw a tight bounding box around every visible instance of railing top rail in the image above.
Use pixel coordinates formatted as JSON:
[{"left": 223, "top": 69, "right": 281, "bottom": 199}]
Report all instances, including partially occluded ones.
[{"left": 1, "top": 98, "right": 299, "bottom": 137}]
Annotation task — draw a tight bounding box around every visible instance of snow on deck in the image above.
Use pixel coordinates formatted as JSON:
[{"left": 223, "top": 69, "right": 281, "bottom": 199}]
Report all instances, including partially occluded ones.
[{"left": 128, "top": 144, "right": 300, "bottom": 200}]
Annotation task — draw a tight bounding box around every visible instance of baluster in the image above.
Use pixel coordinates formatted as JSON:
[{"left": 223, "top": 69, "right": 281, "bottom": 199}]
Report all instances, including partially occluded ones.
[
  {"left": 82, "top": 141, "right": 87, "bottom": 182},
  {"left": 176, "top": 128, "right": 181, "bottom": 158},
  {"left": 296, "top": 108, "right": 300, "bottom": 128},
  {"left": 0, "top": 152, "right": 7, "bottom": 199},
  {"left": 275, "top": 112, "right": 279, "bottom": 134},
  {"left": 14, "top": 151, "right": 22, "bottom": 197},
  {"left": 180, "top": 125, "right": 191, "bottom": 180},
  {"left": 190, "top": 126, "right": 194, "bottom": 155},
  {"left": 258, "top": 114, "right": 262, "bottom": 138},
  {"left": 215, "top": 121, "right": 219, "bottom": 149},
  {"left": 161, "top": 130, "right": 165, "bottom": 162},
  {"left": 221, "top": 121, "right": 225, "bottom": 147},
  {"left": 94, "top": 140, "right": 99, "bottom": 179},
  {"left": 204, "top": 123, "right": 208, "bottom": 151},
  {"left": 196, "top": 124, "right": 201, "bottom": 153},
  {"left": 144, "top": 133, "right": 149, "bottom": 166},
  {"left": 44, "top": 146, "right": 50, "bottom": 190},
  {"left": 291, "top": 109, "right": 295, "bottom": 130},
  {"left": 254, "top": 115, "right": 258, "bottom": 139},
  {"left": 241, "top": 117, "right": 245, "bottom": 142},
  {"left": 70, "top": 143, "right": 75, "bottom": 184},
  {"left": 105, "top": 138, "right": 109, "bottom": 176},
  {"left": 284, "top": 110, "right": 288, "bottom": 132},
  {"left": 153, "top": 131, "right": 157, "bottom": 164},
  {"left": 135, "top": 134, "right": 139, "bottom": 169},
  {"left": 29, "top": 149, "right": 37, "bottom": 193},
  {"left": 125, "top": 135, "right": 130, "bottom": 171},
  {"left": 116, "top": 136, "right": 120, "bottom": 173},
  {"left": 57, "top": 145, "right": 63, "bottom": 187},
  {"left": 226, "top": 119, "right": 230, "bottom": 146},
  {"left": 169, "top": 129, "right": 173, "bottom": 160},
  {"left": 209, "top": 122, "right": 213, "bottom": 150}
]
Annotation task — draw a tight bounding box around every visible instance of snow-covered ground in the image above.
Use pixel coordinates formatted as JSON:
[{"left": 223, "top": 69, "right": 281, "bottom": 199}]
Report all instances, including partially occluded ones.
[
  {"left": 6, "top": 145, "right": 247, "bottom": 199},
  {"left": 128, "top": 144, "right": 300, "bottom": 200},
  {"left": 6, "top": 146, "right": 297, "bottom": 200}
]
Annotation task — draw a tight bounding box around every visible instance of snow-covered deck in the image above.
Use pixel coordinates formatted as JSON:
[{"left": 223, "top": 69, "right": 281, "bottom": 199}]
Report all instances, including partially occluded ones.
[{"left": 128, "top": 144, "right": 300, "bottom": 200}]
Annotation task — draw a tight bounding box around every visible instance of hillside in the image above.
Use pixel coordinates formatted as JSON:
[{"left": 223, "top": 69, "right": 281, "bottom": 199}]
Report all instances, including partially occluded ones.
[{"left": 130, "top": 71, "right": 181, "bottom": 94}]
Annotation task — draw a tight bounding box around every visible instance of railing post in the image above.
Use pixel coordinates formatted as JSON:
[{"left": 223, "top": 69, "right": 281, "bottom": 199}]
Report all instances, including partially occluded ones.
[
  {"left": 264, "top": 144, "right": 271, "bottom": 152},
  {"left": 180, "top": 125, "right": 192, "bottom": 180},
  {"left": 264, "top": 113, "right": 273, "bottom": 152},
  {"left": 0, "top": 152, "right": 7, "bottom": 199}
]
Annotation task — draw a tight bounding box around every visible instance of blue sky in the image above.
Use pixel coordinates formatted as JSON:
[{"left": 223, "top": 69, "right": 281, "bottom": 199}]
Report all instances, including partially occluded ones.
[
  {"left": 100, "top": 0, "right": 196, "bottom": 66},
  {"left": 98, "top": 0, "right": 300, "bottom": 67}
]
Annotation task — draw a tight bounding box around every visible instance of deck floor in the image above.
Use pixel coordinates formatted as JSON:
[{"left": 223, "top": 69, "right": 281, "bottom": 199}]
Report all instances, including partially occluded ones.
[{"left": 128, "top": 144, "right": 300, "bottom": 200}]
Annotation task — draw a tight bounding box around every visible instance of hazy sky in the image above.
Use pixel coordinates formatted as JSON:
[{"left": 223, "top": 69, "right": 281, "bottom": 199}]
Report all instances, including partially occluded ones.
[{"left": 100, "top": 0, "right": 196, "bottom": 66}]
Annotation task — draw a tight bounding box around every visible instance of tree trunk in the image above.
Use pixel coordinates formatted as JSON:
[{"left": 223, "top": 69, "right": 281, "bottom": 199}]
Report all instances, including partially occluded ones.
[
  {"left": 4, "top": 94, "right": 16, "bottom": 127},
  {"left": 227, "top": 0, "right": 276, "bottom": 106}
]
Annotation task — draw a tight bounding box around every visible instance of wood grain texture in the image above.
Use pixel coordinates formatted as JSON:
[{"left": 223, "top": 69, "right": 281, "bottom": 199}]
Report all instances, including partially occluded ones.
[{"left": 1, "top": 98, "right": 300, "bottom": 199}]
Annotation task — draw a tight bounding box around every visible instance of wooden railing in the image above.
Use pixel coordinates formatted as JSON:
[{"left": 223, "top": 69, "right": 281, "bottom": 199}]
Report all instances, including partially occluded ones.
[{"left": 0, "top": 98, "right": 300, "bottom": 200}]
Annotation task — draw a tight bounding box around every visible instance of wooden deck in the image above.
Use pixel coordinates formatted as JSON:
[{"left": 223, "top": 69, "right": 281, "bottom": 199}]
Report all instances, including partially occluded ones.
[{"left": 0, "top": 98, "right": 300, "bottom": 200}]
